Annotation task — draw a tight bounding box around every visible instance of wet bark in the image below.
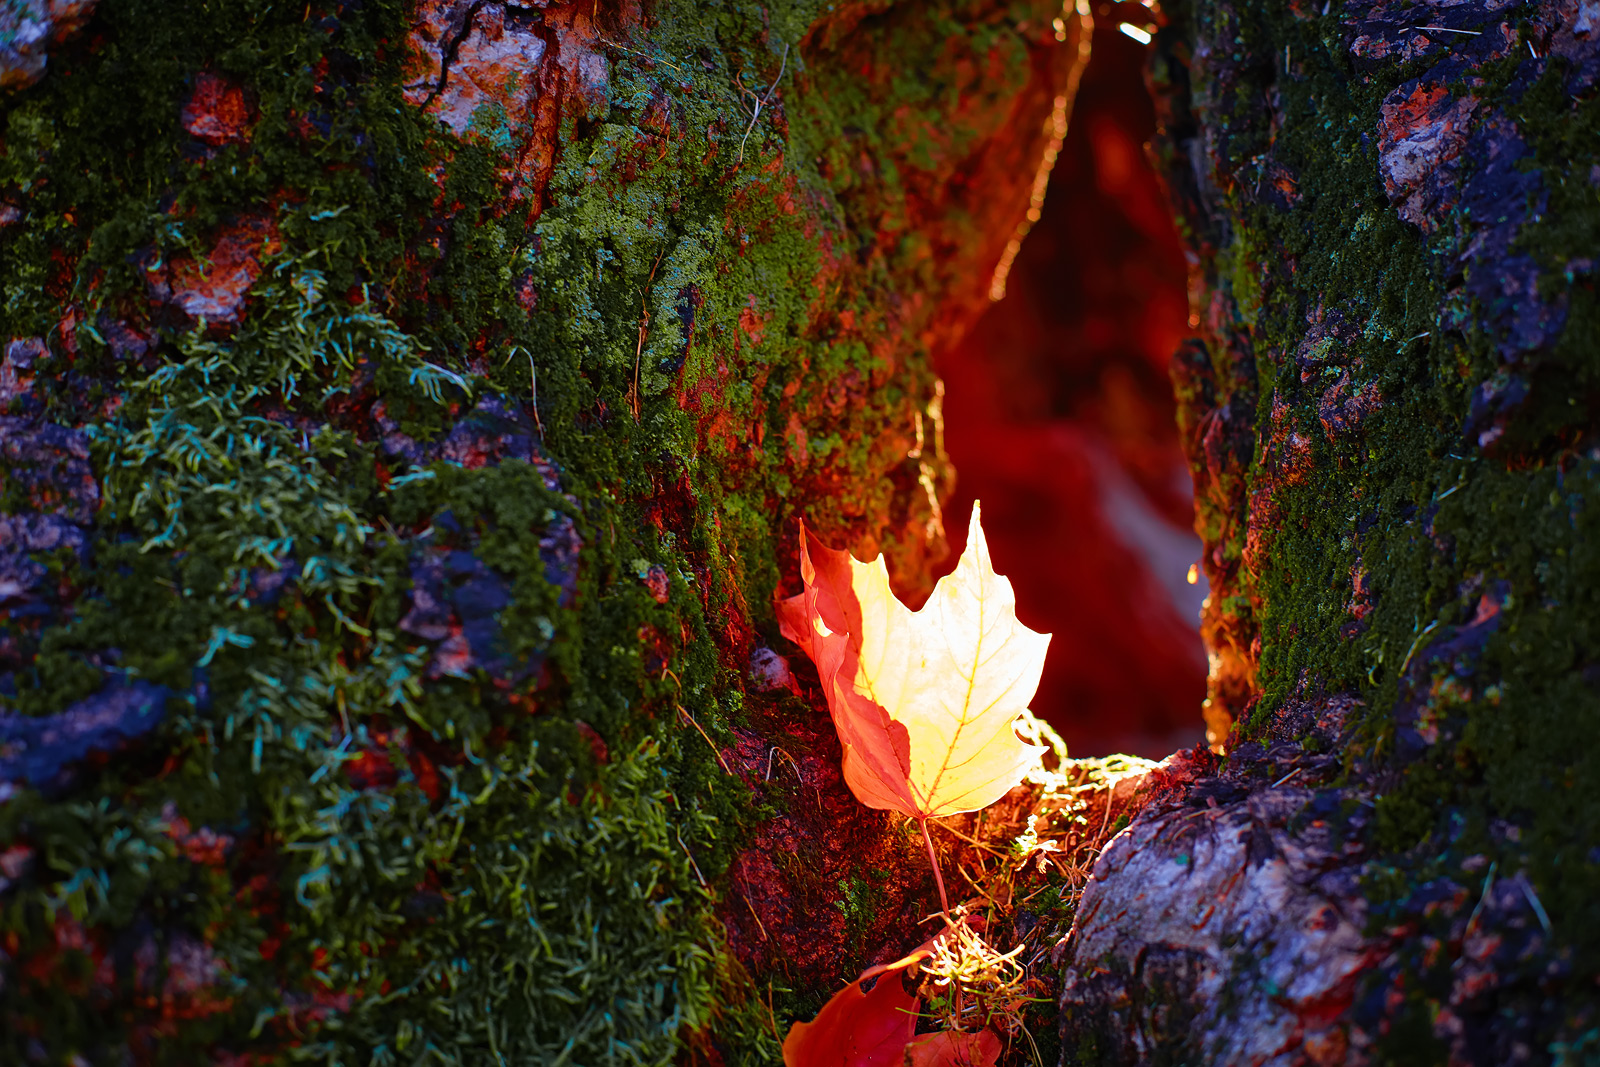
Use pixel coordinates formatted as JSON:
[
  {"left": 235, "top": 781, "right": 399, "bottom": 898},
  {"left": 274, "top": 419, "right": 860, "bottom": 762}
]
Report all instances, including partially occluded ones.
[{"left": 1056, "top": 1, "right": 1600, "bottom": 1063}]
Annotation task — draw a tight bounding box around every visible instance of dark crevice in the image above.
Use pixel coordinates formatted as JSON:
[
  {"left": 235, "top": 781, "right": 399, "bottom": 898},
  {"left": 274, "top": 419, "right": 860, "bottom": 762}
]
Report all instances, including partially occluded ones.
[{"left": 412, "top": 0, "right": 491, "bottom": 113}]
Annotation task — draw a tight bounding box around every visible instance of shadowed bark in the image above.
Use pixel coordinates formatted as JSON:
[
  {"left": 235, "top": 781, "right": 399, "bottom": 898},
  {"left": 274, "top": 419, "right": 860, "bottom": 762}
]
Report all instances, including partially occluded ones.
[
  {"left": 1057, "top": 1, "right": 1600, "bottom": 1063},
  {"left": 11, "top": 0, "right": 1596, "bottom": 1063}
]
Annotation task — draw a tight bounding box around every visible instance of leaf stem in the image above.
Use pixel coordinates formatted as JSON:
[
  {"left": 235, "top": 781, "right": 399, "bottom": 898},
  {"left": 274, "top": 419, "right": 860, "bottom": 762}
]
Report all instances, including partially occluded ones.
[{"left": 918, "top": 817, "right": 951, "bottom": 921}]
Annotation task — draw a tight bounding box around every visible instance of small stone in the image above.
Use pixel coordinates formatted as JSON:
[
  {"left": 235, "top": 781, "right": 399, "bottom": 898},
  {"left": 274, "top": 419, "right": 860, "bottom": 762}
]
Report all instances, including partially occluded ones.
[{"left": 749, "top": 647, "right": 796, "bottom": 693}]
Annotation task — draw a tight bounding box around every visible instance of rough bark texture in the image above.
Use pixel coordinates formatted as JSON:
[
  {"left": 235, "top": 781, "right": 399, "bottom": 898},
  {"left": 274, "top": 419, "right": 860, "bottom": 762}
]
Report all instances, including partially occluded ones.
[
  {"left": 0, "top": 1, "right": 1089, "bottom": 1062},
  {"left": 1058, "top": 1, "right": 1600, "bottom": 1063}
]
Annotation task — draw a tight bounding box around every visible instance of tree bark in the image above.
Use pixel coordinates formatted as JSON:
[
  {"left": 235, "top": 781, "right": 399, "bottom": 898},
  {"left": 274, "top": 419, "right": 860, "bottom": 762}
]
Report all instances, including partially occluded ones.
[
  {"left": 1057, "top": 1, "right": 1600, "bottom": 1063},
  {"left": 0, "top": 0, "right": 1088, "bottom": 1062}
]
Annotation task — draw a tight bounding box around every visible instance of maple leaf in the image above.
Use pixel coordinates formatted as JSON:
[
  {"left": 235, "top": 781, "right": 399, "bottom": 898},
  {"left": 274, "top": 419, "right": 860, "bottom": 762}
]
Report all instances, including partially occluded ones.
[
  {"left": 776, "top": 504, "right": 1049, "bottom": 821},
  {"left": 784, "top": 935, "right": 1003, "bottom": 1067},
  {"left": 781, "top": 966, "right": 919, "bottom": 1067},
  {"left": 905, "top": 1030, "right": 1003, "bottom": 1067}
]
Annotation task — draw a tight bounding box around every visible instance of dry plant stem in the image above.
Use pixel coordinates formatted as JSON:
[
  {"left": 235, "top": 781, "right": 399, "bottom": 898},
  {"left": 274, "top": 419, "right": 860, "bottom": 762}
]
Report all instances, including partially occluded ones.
[
  {"left": 934, "top": 818, "right": 1006, "bottom": 857},
  {"left": 677, "top": 704, "right": 732, "bottom": 775},
  {"left": 738, "top": 43, "right": 789, "bottom": 164},
  {"left": 630, "top": 246, "right": 667, "bottom": 419},
  {"left": 526, "top": 354, "right": 544, "bottom": 440},
  {"left": 765, "top": 983, "right": 782, "bottom": 1046},
  {"left": 919, "top": 817, "right": 952, "bottom": 920}
]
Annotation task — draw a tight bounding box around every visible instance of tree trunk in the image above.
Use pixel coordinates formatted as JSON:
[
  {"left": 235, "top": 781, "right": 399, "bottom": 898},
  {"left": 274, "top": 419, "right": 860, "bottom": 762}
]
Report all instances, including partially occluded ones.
[
  {"left": 1057, "top": 1, "right": 1600, "bottom": 1063},
  {"left": 0, "top": 0, "right": 1089, "bottom": 1062}
]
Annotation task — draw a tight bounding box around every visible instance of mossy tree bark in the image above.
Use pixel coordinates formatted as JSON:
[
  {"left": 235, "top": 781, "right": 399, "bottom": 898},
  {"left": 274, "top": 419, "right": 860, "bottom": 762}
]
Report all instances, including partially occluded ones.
[
  {"left": 0, "top": 0, "right": 1089, "bottom": 1062},
  {"left": 1057, "top": 1, "right": 1600, "bottom": 1063}
]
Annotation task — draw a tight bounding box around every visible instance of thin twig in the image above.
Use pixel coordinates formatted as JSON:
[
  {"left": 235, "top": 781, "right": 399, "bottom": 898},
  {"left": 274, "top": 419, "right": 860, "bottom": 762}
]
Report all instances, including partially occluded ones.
[
  {"left": 1464, "top": 860, "right": 1498, "bottom": 936},
  {"left": 740, "top": 886, "right": 770, "bottom": 939},
  {"left": 932, "top": 818, "right": 1007, "bottom": 857},
  {"left": 739, "top": 859, "right": 770, "bottom": 940},
  {"left": 1018, "top": 1017, "right": 1046, "bottom": 1067},
  {"left": 957, "top": 859, "right": 1002, "bottom": 911},
  {"left": 765, "top": 983, "right": 782, "bottom": 1046},
  {"left": 1018, "top": 881, "right": 1056, "bottom": 906},
  {"left": 413, "top": 0, "right": 490, "bottom": 111},
  {"left": 1271, "top": 767, "right": 1302, "bottom": 788},
  {"left": 1399, "top": 618, "right": 1441, "bottom": 676},
  {"left": 527, "top": 354, "right": 545, "bottom": 441},
  {"left": 765, "top": 745, "right": 801, "bottom": 783},
  {"left": 677, "top": 704, "right": 733, "bottom": 774},
  {"left": 594, "top": 34, "right": 686, "bottom": 74},
  {"left": 764, "top": 745, "right": 819, "bottom": 808},
  {"left": 738, "top": 43, "right": 789, "bottom": 164},
  {"left": 631, "top": 246, "right": 667, "bottom": 420},
  {"left": 677, "top": 829, "right": 707, "bottom": 887},
  {"left": 1519, "top": 873, "right": 1554, "bottom": 935}
]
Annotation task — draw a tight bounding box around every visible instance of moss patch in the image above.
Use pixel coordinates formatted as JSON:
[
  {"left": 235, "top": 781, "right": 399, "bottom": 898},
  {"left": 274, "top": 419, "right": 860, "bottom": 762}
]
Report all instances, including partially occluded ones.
[
  {"left": 0, "top": 0, "right": 1075, "bottom": 1062},
  {"left": 1159, "top": 0, "right": 1600, "bottom": 1052}
]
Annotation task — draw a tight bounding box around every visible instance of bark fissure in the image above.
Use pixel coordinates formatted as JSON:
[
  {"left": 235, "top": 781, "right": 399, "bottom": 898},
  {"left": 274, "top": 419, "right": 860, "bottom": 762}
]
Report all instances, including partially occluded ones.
[{"left": 1057, "top": 1, "right": 1600, "bottom": 1062}]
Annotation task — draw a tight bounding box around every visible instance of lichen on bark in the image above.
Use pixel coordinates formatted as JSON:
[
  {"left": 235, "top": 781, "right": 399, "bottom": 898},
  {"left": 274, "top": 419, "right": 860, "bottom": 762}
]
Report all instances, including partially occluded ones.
[
  {"left": 1057, "top": 0, "right": 1600, "bottom": 1062},
  {"left": 0, "top": 0, "right": 1093, "bottom": 1062}
]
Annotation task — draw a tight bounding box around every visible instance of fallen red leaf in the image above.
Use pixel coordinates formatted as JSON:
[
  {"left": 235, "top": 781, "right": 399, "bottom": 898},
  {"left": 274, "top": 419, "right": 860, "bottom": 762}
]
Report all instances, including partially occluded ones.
[
  {"left": 905, "top": 1029, "right": 1003, "bottom": 1067},
  {"left": 782, "top": 969, "right": 920, "bottom": 1067}
]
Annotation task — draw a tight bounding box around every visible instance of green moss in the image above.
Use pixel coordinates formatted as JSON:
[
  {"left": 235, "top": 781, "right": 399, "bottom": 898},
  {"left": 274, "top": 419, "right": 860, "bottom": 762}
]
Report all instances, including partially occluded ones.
[
  {"left": 1216, "top": 221, "right": 1266, "bottom": 330},
  {"left": 1161, "top": 0, "right": 1600, "bottom": 1049},
  {"left": 834, "top": 874, "right": 879, "bottom": 957},
  {"left": 0, "top": 0, "right": 1072, "bottom": 1061}
]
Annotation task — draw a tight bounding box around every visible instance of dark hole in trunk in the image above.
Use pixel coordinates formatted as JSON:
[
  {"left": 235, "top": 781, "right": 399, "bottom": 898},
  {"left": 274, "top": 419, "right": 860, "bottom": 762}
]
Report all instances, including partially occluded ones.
[{"left": 935, "top": 3, "right": 1206, "bottom": 759}]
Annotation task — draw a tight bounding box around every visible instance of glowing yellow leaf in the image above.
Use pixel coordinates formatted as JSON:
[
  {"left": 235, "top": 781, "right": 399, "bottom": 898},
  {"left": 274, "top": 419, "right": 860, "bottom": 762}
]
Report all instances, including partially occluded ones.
[{"left": 776, "top": 504, "right": 1048, "bottom": 820}]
